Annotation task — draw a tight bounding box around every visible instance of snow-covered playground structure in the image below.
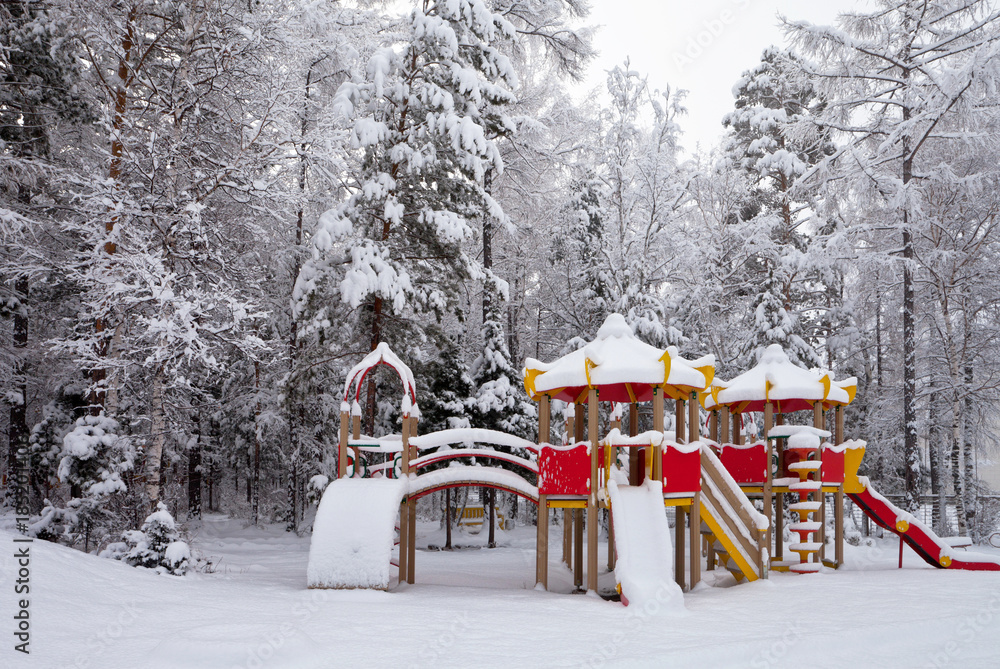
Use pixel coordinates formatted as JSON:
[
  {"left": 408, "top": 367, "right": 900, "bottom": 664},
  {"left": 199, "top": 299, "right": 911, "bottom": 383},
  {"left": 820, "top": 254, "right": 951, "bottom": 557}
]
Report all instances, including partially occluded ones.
[{"left": 308, "top": 315, "right": 1000, "bottom": 600}]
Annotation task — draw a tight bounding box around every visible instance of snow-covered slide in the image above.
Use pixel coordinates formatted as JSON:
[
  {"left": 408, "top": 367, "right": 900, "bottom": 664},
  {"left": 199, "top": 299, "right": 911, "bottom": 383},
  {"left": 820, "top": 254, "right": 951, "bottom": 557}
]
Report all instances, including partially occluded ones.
[
  {"left": 307, "top": 478, "right": 408, "bottom": 590},
  {"left": 607, "top": 479, "right": 685, "bottom": 609},
  {"left": 699, "top": 445, "right": 769, "bottom": 582},
  {"left": 849, "top": 478, "right": 1000, "bottom": 572}
]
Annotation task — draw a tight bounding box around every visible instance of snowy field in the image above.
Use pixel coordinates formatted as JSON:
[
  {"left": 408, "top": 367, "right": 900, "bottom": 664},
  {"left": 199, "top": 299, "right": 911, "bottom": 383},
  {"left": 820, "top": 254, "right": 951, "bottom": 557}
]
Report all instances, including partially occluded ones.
[{"left": 4, "top": 516, "right": 1000, "bottom": 668}]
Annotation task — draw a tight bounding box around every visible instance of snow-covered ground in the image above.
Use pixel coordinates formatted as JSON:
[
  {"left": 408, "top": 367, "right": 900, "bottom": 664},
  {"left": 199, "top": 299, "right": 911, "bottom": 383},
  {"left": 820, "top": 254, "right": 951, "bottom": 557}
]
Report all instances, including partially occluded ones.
[{"left": 4, "top": 515, "right": 1000, "bottom": 668}]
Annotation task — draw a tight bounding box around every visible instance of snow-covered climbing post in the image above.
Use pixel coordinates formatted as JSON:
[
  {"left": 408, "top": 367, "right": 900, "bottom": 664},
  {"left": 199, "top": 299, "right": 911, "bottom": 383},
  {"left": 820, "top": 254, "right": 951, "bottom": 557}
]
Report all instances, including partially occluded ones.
[
  {"left": 399, "top": 401, "right": 410, "bottom": 583},
  {"left": 689, "top": 391, "right": 701, "bottom": 587},
  {"left": 653, "top": 386, "right": 664, "bottom": 483},
  {"left": 835, "top": 404, "right": 845, "bottom": 567},
  {"left": 587, "top": 387, "right": 599, "bottom": 593},
  {"left": 763, "top": 401, "right": 774, "bottom": 561},
  {"left": 339, "top": 404, "right": 349, "bottom": 479},
  {"left": 814, "top": 401, "right": 826, "bottom": 563},
  {"left": 537, "top": 394, "right": 550, "bottom": 589}
]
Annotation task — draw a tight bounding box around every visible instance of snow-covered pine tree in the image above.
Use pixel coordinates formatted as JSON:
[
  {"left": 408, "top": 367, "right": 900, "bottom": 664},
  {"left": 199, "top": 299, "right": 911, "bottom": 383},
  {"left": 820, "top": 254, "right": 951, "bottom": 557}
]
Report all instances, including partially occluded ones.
[
  {"left": 33, "top": 414, "right": 136, "bottom": 552},
  {"left": 114, "top": 501, "right": 191, "bottom": 575},
  {"left": 722, "top": 47, "right": 830, "bottom": 370},
  {"left": 746, "top": 269, "right": 822, "bottom": 369},
  {"left": 297, "top": 0, "right": 519, "bottom": 431},
  {"left": 1, "top": 0, "right": 91, "bottom": 499},
  {"left": 786, "top": 0, "right": 1000, "bottom": 512}
]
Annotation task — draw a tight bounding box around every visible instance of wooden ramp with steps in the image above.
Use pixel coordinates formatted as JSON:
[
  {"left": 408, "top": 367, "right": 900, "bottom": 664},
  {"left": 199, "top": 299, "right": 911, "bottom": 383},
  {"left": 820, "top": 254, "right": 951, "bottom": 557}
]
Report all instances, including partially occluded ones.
[{"left": 699, "top": 445, "right": 769, "bottom": 582}]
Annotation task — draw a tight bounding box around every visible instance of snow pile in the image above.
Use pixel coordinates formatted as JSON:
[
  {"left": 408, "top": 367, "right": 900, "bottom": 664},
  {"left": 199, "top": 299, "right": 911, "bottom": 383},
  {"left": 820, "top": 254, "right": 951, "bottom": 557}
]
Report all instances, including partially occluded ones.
[
  {"left": 606, "top": 479, "right": 685, "bottom": 612},
  {"left": 307, "top": 478, "right": 408, "bottom": 590}
]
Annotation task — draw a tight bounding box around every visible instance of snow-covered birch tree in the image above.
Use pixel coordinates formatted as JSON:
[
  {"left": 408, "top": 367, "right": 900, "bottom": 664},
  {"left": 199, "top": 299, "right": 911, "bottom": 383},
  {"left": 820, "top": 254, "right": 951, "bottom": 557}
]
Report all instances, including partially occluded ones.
[{"left": 786, "top": 0, "right": 1000, "bottom": 512}]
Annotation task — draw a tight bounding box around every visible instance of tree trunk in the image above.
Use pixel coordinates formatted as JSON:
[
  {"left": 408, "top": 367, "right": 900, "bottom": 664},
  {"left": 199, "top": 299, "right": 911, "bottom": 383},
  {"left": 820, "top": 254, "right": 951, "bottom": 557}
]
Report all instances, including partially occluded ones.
[
  {"left": 187, "top": 417, "right": 202, "bottom": 520},
  {"left": 146, "top": 367, "right": 166, "bottom": 510},
  {"left": 286, "top": 459, "right": 298, "bottom": 532},
  {"left": 963, "top": 363, "right": 976, "bottom": 539},
  {"left": 928, "top": 383, "right": 947, "bottom": 535},
  {"left": 92, "top": 3, "right": 138, "bottom": 414},
  {"left": 8, "top": 274, "right": 28, "bottom": 490},
  {"left": 488, "top": 488, "right": 496, "bottom": 548},
  {"left": 951, "top": 414, "right": 967, "bottom": 535},
  {"left": 901, "top": 89, "right": 920, "bottom": 513},
  {"left": 252, "top": 360, "right": 261, "bottom": 525},
  {"left": 445, "top": 487, "right": 452, "bottom": 549}
]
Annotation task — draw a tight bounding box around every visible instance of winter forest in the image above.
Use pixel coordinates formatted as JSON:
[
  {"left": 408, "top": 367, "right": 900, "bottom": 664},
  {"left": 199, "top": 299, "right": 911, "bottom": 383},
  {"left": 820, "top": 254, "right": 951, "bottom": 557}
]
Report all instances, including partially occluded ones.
[{"left": 5, "top": 0, "right": 1000, "bottom": 564}]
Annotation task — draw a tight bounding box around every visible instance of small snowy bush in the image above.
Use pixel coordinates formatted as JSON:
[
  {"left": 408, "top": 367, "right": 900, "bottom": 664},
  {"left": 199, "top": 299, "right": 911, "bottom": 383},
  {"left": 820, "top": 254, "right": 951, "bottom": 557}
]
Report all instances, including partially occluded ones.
[
  {"left": 113, "top": 502, "right": 191, "bottom": 575},
  {"left": 307, "top": 474, "right": 330, "bottom": 506}
]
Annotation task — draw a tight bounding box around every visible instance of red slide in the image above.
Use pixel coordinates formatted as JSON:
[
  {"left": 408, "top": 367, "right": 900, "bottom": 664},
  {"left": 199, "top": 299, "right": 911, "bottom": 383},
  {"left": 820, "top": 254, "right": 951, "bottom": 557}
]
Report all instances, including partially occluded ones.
[{"left": 848, "top": 478, "right": 1000, "bottom": 571}]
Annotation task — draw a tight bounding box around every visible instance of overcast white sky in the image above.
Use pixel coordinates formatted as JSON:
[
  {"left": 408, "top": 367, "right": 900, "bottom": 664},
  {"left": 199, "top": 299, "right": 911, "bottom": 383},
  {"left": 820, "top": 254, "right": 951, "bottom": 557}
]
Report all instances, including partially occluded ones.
[{"left": 578, "top": 0, "right": 864, "bottom": 153}]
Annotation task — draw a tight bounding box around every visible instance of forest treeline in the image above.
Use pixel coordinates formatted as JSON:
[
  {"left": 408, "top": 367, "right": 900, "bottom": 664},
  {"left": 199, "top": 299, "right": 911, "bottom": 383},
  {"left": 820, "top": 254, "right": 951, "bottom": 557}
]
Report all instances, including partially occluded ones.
[{"left": 4, "top": 0, "right": 1000, "bottom": 551}]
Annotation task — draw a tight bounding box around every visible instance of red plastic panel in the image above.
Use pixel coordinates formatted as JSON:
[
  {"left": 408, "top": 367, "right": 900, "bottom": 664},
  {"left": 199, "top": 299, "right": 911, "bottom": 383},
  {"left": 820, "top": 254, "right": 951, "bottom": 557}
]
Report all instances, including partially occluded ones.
[
  {"left": 662, "top": 445, "right": 701, "bottom": 493},
  {"left": 538, "top": 443, "right": 591, "bottom": 495},
  {"left": 780, "top": 448, "right": 808, "bottom": 478},
  {"left": 820, "top": 446, "right": 845, "bottom": 483},
  {"left": 719, "top": 443, "right": 768, "bottom": 484}
]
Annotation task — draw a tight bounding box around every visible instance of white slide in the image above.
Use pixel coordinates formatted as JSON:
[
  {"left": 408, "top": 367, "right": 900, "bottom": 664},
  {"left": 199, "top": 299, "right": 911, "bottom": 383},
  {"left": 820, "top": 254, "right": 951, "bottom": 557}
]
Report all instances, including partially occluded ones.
[
  {"left": 307, "top": 478, "right": 408, "bottom": 590},
  {"left": 607, "top": 479, "right": 685, "bottom": 610}
]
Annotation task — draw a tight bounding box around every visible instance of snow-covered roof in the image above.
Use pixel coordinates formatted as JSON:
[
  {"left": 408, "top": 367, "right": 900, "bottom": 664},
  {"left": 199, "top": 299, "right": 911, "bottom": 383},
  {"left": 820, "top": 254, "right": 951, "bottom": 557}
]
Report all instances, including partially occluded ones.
[
  {"left": 702, "top": 344, "right": 856, "bottom": 413},
  {"left": 523, "top": 314, "right": 715, "bottom": 404},
  {"left": 343, "top": 342, "right": 418, "bottom": 411}
]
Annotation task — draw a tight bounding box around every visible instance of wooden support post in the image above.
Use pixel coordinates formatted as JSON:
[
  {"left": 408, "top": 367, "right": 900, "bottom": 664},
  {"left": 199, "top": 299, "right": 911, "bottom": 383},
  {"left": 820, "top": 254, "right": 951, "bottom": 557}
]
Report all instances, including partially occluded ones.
[
  {"left": 688, "top": 391, "right": 699, "bottom": 444},
  {"left": 629, "top": 403, "right": 640, "bottom": 486},
  {"left": 352, "top": 414, "right": 360, "bottom": 441},
  {"left": 721, "top": 406, "right": 730, "bottom": 444},
  {"left": 814, "top": 401, "right": 825, "bottom": 563},
  {"left": 675, "top": 399, "right": 685, "bottom": 443},
  {"left": 406, "top": 416, "right": 417, "bottom": 584},
  {"left": 763, "top": 401, "right": 774, "bottom": 562},
  {"left": 690, "top": 491, "right": 701, "bottom": 588},
  {"left": 775, "top": 491, "right": 784, "bottom": 562},
  {"left": 399, "top": 415, "right": 411, "bottom": 583},
  {"left": 653, "top": 387, "right": 664, "bottom": 484},
  {"left": 536, "top": 495, "right": 548, "bottom": 589},
  {"left": 536, "top": 396, "right": 550, "bottom": 587},
  {"left": 774, "top": 412, "right": 784, "bottom": 562},
  {"left": 707, "top": 534, "right": 715, "bottom": 571},
  {"left": 733, "top": 410, "right": 742, "bottom": 445},
  {"left": 835, "top": 405, "right": 845, "bottom": 567},
  {"left": 574, "top": 402, "right": 585, "bottom": 443},
  {"left": 573, "top": 508, "right": 584, "bottom": 589},
  {"left": 709, "top": 410, "right": 719, "bottom": 442},
  {"left": 675, "top": 507, "right": 686, "bottom": 590},
  {"left": 563, "top": 510, "right": 571, "bottom": 567},
  {"left": 835, "top": 487, "right": 844, "bottom": 567},
  {"left": 587, "top": 388, "right": 599, "bottom": 592},
  {"left": 607, "top": 508, "right": 616, "bottom": 571},
  {"left": 338, "top": 411, "right": 349, "bottom": 479},
  {"left": 539, "top": 395, "right": 551, "bottom": 445},
  {"left": 835, "top": 405, "right": 844, "bottom": 445}
]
